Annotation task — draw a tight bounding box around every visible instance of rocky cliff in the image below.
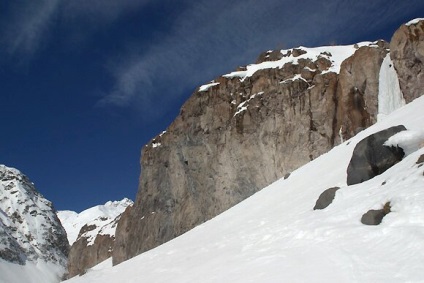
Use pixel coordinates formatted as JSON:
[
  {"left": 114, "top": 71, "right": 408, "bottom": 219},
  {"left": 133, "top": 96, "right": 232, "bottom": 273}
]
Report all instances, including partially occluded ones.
[
  {"left": 0, "top": 164, "right": 69, "bottom": 281},
  {"left": 58, "top": 199, "right": 132, "bottom": 278},
  {"left": 113, "top": 19, "right": 424, "bottom": 265}
]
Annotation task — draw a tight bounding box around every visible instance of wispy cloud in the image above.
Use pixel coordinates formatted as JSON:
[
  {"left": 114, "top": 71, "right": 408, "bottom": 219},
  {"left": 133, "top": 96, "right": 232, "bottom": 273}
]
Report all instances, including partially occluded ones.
[
  {"left": 0, "top": 0, "right": 60, "bottom": 57},
  {"left": 95, "top": 0, "right": 356, "bottom": 110},
  {"left": 61, "top": 0, "right": 151, "bottom": 27},
  {"left": 99, "top": 0, "right": 424, "bottom": 115},
  {"left": 0, "top": 0, "right": 151, "bottom": 61}
]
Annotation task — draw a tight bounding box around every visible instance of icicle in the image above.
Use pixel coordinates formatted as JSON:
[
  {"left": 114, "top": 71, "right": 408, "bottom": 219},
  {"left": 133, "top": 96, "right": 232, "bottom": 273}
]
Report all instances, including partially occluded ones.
[{"left": 377, "top": 54, "right": 405, "bottom": 121}]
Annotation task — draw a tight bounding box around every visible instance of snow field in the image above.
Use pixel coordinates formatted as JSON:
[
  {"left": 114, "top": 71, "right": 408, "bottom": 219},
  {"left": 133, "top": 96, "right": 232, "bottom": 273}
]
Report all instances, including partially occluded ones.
[{"left": 65, "top": 96, "right": 424, "bottom": 282}]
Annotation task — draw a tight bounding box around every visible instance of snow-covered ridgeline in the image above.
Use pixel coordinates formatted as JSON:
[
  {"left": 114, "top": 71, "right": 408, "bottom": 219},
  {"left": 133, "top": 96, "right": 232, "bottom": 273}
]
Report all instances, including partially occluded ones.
[
  {"left": 58, "top": 198, "right": 133, "bottom": 246},
  {"left": 0, "top": 165, "right": 68, "bottom": 283},
  {"left": 406, "top": 18, "right": 424, "bottom": 26},
  {"left": 377, "top": 54, "right": 405, "bottom": 121},
  {"left": 223, "top": 42, "right": 377, "bottom": 81},
  {"left": 197, "top": 42, "right": 379, "bottom": 91}
]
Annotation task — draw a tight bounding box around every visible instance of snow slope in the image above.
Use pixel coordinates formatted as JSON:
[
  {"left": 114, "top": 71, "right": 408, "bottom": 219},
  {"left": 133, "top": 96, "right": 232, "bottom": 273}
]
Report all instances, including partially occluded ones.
[
  {"left": 65, "top": 96, "right": 424, "bottom": 283},
  {"left": 58, "top": 198, "right": 133, "bottom": 246}
]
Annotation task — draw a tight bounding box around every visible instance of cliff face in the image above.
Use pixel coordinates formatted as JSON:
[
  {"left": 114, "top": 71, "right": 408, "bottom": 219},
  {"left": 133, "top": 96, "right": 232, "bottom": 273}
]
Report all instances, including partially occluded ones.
[
  {"left": 58, "top": 199, "right": 132, "bottom": 278},
  {"left": 112, "top": 41, "right": 388, "bottom": 264},
  {"left": 390, "top": 19, "right": 424, "bottom": 103},
  {"left": 113, "top": 20, "right": 424, "bottom": 265}
]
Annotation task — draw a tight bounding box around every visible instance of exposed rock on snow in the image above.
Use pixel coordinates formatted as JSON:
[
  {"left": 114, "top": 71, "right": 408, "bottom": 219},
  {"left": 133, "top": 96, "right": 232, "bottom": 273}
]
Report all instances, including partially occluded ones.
[
  {"left": 313, "top": 187, "right": 340, "bottom": 210},
  {"left": 416, "top": 154, "right": 424, "bottom": 164},
  {"left": 0, "top": 164, "right": 69, "bottom": 282},
  {"left": 361, "top": 202, "right": 391, "bottom": 225},
  {"left": 346, "top": 125, "right": 406, "bottom": 185}
]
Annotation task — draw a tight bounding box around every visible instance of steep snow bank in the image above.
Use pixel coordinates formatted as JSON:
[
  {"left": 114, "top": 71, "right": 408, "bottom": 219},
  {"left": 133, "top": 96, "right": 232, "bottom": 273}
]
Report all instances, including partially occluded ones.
[{"left": 65, "top": 96, "right": 424, "bottom": 283}]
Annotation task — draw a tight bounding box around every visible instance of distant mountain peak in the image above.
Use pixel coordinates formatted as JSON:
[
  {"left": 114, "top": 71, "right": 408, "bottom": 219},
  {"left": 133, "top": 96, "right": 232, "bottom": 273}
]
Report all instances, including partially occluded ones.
[{"left": 0, "top": 164, "right": 69, "bottom": 281}]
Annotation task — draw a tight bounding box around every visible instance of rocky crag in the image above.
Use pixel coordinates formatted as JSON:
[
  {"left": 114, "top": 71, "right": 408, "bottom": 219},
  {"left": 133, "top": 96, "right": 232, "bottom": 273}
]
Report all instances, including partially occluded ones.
[
  {"left": 0, "top": 164, "right": 69, "bottom": 281},
  {"left": 112, "top": 19, "right": 424, "bottom": 265},
  {"left": 58, "top": 199, "right": 132, "bottom": 278}
]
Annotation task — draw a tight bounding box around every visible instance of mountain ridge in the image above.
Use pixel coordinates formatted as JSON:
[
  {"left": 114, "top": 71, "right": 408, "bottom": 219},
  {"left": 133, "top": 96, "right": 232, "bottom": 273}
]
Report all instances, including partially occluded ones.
[{"left": 0, "top": 164, "right": 69, "bottom": 283}]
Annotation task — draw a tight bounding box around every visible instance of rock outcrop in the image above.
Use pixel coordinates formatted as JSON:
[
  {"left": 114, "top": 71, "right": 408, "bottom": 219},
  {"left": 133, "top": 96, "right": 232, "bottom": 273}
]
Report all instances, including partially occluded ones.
[
  {"left": 67, "top": 216, "right": 119, "bottom": 278},
  {"left": 335, "top": 42, "right": 389, "bottom": 141},
  {"left": 361, "top": 202, "right": 391, "bottom": 225},
  {"left": 0, "top": 165, "right": 69, "bottom": 278},
  {"left": 390, "top": 19, "right": 424, "bottom": 103},
  {"left": 58, "top": 199, "right": 132, "bottom": 278},
  {"left": 313, "top": 187, "right": 340, "bottom": 210},
  {"left": 346, "top": 125, "right": 406, "bottom": 185},
  {"left": 113, "top": 19, "right": 424, "bottom": 265},
  {"left": 113, "top": 42, "right": 389, "bottom": 265}
]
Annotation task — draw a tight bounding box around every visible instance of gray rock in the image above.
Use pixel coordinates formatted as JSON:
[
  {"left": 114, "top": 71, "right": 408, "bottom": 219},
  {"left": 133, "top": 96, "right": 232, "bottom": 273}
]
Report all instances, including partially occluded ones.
[
  {"left": 416, "top": 154, "right": 424, "bottom": 164},
  {"left": 361, "top": 202, "right": 391, "bottom": 225},
  {"left": 313, "top": 187, "right": 340, "bottom": 210},
  {"left": 346, "top": 125, "right": 406, "bottom": 185}
]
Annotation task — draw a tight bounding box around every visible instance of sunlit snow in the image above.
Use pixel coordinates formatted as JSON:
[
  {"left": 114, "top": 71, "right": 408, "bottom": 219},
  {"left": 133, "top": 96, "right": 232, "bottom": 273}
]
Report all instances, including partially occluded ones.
[
  {"left": 58, "top": 198, "right": 133, "bottom": 246},
  {"left": 405, "top": 18, "right": 424, "bottom": 26},
  {"left": 223, "top": 42, "right": 377, "bottom": 81},
  {"left": 198, "top": 81, "right": 220, "bottom": 92},
  {"left": 65, "top": 96, "right": 424, "bottom": 283}
]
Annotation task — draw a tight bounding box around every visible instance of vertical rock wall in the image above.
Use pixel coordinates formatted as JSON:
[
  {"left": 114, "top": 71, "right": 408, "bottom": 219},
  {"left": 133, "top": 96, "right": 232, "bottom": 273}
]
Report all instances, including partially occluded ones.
[
  {"left": 113, "top": 42, "right": 390, "bottom": 265},
  {"left": 390, "top": 19, "right": 424, "bottom": 102}
]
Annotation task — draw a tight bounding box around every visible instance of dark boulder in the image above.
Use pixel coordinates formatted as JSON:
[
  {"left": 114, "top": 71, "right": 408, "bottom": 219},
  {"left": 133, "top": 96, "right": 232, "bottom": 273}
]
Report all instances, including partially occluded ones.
[
  {"left": 346, "top": 125, "right": 406, "bottom": 185},
  {"left": 361, "top": 202, "right": 391, "bottom": 225},
  {"left": 416, "top": 154, "right": 424, "bottom": 164},
  {"left": 313, "top": 187, "right": 340, "bottom": 210}
]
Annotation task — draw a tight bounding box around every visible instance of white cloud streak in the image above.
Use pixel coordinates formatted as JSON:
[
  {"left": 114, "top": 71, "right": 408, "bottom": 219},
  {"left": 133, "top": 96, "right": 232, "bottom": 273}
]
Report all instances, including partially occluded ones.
[
  {"left": 99, "top": 0, "right": 424, "bottom": 115},
  {"left": 1, "top": 0, "right": 60, "bottom": 56},
  {"left": 0, "top": 0, "right": 151, "bottom": 59}
]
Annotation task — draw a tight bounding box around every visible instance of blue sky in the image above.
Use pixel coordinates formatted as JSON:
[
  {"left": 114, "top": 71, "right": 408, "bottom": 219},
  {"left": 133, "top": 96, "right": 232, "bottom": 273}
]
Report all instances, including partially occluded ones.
[{"left": 1, "top": 0, "right": 423, "bottom": 212}]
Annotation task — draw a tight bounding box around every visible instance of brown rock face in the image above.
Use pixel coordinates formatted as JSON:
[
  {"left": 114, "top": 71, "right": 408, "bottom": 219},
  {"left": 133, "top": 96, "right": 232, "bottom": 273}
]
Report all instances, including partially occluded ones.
[
  {"left": 335, "top": 42, "right": 389, "bottom": 141},
  {"left": 112, "top": 42, "right": 389, "bottom": 265},
  {"left": 67, "top": 233, "right": 114, "bottom": 278},
  {"left": 390, "top": 19, "right": 424, "bottom": 102},
  {"left": 66, "top": 207, "right": 130, "bottom": 278}
]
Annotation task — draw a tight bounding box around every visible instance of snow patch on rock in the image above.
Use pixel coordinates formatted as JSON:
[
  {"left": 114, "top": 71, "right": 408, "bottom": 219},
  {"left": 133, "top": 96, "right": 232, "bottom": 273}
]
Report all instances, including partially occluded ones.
[
  {"left": 223, "top": 42, "right": 378, "bottom": 81},
  {"left": 405, "top": 18, "right": 424, "bottom": 26},
  {"left": 385, "top": 129, "right": 424, "bottom": 155}
]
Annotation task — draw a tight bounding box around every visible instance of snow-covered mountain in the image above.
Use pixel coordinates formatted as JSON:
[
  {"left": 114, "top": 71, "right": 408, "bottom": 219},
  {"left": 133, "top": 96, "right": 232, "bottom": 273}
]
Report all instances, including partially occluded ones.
[
  {"left": 57, "top": 198, "right": 133, "bottom": 278},
  {"left": 0, "top": 165, "right": 69, "bottom": 283},
  {"left": 65, "top": 94, "right": 424, "bottom": 283},
  {"left": 58, "top": 198, "right": 133, "bottom": 246}
]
